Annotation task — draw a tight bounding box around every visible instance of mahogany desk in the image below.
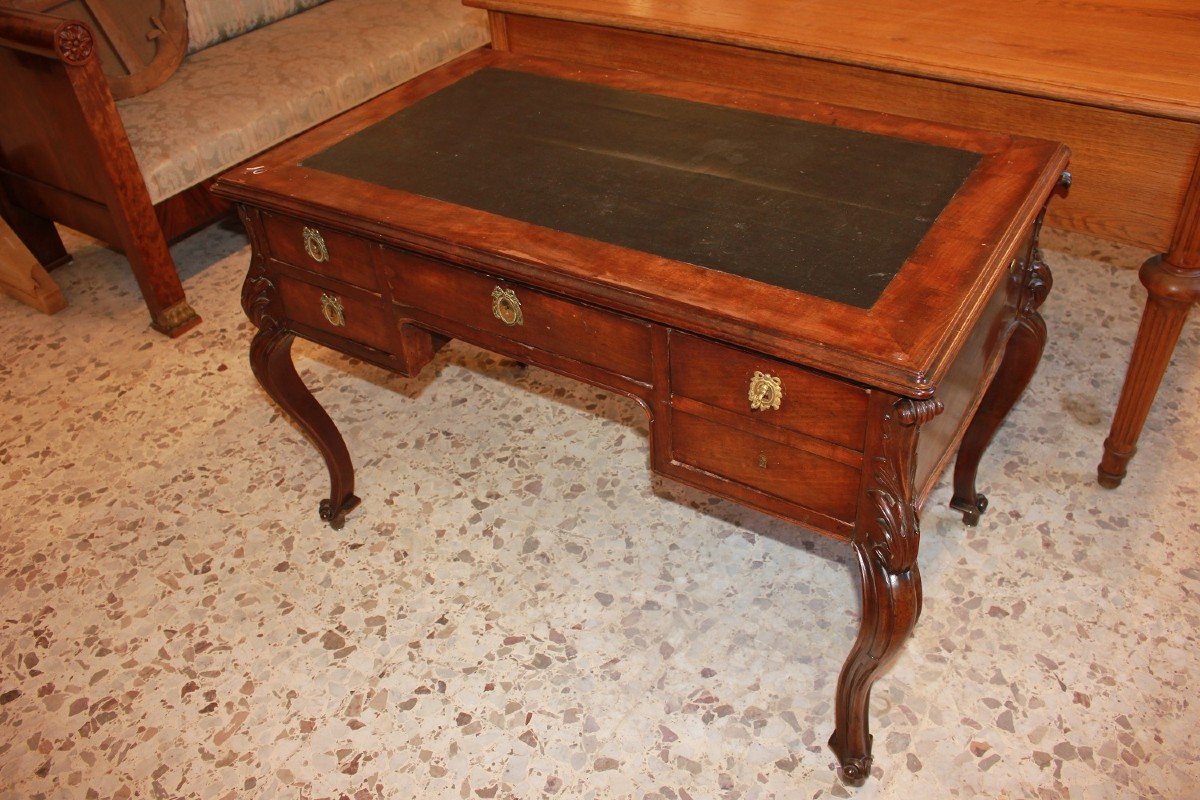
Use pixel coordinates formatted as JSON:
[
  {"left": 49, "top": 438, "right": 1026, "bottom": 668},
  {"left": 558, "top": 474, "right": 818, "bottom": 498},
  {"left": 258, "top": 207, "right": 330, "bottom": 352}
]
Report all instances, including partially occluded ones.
[
  {"left": 463, "top": 0, "right": 1200, "bottom": 490},
  {"left": 214, "top": 52, "right": 1068, "bottom": 783}
]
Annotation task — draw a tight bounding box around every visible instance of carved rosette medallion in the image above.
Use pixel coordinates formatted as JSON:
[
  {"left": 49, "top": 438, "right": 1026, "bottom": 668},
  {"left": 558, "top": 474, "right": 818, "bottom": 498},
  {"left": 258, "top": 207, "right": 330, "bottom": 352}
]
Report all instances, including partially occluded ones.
[{"left": 56, "top": 23, "right": 95, "bottom": 64}]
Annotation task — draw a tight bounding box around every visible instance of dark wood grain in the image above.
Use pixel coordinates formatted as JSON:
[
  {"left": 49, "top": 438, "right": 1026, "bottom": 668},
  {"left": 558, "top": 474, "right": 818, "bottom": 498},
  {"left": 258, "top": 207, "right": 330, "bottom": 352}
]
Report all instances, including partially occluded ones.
[
  {"left": 240, "top": 206, "right": 360, "bottom": 528},
  {"left": 262, "top": 211, "right": 381, "bottom": 291},
  {"left": 669, "top": 409, "right": 861, "bottom": 522},
  {"left": 668, "top": 331, "right": 868, "bottom": 451},
  {"left": 385, "top": 247, "right": 654, "bottom": 384},
  {"left": 830, "top": 391, "right": 930, "bottom": 784},
  {"left": 154, "top": 179, "right": 231, "bottom": 243},
  {"left": 215, "top": 52, "right": 1067, "bottom": 784},
  {"left": 951, "top": 217, "right": 1053, "bottom": 524}
]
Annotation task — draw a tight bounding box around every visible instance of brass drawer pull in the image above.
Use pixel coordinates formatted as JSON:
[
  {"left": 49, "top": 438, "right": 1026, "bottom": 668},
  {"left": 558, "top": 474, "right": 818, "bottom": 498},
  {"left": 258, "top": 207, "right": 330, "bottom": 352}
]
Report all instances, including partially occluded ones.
[
  {"left": 491, "top": 286, "right": 523, "bottom": 326},
  {"left": 302, "top": 226, "right": 329, "bottom": 263},
  {"left": 748, "top": 371, "right": 782, "bottom": 411},
  {"left": 320, "top": 293, "right": 345, "bottom": 327}
]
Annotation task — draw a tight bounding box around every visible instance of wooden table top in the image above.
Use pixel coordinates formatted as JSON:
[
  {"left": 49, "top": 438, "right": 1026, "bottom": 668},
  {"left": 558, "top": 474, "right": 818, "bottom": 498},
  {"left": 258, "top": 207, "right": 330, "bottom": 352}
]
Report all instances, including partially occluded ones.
[
  {"left": 302, "top": 67, "right": 981, "bottom": 310},
  {"left": 214, "top": 51, "right": 1068, "bottom": 395},
  {"left": 465, "top": 0, "right": 1200, "bottom": 122}
]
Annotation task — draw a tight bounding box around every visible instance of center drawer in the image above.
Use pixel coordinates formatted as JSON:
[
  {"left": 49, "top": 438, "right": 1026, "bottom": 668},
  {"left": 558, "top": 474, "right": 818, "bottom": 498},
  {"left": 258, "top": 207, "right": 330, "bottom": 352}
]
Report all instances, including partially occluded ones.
[{"left": 384, "top": 249, "right": 653, "bottom": 383}]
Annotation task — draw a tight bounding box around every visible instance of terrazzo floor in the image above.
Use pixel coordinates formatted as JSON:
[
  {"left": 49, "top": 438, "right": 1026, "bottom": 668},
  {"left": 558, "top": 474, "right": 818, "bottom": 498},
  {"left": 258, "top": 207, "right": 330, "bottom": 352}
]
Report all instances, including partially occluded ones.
[{"left": 1, "top": 221, "right": 1197, "bottom": 800}]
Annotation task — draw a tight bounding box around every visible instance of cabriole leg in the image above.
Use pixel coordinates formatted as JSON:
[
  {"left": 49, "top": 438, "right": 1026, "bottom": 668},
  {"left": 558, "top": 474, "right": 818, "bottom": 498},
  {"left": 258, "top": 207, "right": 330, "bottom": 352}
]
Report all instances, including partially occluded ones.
[
  {"left": 243, "top": 251, "right": 359, "bottom": 529},
  {"left": 830, "top": 396, "right": 936, "bottom": 784},
  {"left": 951, "top": 247, "right": 1052, "bottom": 525},
  {"left": 829, "top": 543, "right": 922, "bottom": 783}
]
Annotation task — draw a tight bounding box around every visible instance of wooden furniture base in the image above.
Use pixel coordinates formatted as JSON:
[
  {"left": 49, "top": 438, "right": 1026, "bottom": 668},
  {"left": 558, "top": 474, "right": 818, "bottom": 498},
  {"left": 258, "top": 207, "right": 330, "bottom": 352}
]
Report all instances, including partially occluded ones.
[
  {"left": 215, "top": 51, "right": 1069, "bottom": 783},
  {"left": 0, "top": 215, "right": 66, "bottom": 314}
]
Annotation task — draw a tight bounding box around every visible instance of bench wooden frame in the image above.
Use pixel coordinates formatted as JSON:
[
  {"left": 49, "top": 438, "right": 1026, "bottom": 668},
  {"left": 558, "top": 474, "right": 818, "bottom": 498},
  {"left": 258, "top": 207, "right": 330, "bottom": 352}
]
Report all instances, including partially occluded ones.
[{"left": 0, "top": 8, "right": 230, "bottom": 336}]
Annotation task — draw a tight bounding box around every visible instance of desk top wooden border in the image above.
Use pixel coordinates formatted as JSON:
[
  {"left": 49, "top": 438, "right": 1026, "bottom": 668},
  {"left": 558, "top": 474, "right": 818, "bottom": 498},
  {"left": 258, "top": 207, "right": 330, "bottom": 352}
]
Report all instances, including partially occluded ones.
[{"left": 215, "top": 49, "right": 1068, "bottom": 396}]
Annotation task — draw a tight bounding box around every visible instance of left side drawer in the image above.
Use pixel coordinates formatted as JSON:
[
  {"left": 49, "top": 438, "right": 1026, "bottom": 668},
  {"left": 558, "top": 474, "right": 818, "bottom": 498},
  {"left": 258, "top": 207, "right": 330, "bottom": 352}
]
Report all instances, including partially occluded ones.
[
  {"left": 276, "top": 273, "right": 393, "bottom": 353},
  {"left": 260, "top": 212, "right": 379, "bottom": 291}
]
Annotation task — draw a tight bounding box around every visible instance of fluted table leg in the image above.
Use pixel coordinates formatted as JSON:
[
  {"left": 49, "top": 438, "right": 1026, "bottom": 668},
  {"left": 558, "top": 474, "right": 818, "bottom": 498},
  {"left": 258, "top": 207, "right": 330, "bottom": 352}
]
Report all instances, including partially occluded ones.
[{"left": 1099, "top": 156, "right": 1200, "bottom": 488}]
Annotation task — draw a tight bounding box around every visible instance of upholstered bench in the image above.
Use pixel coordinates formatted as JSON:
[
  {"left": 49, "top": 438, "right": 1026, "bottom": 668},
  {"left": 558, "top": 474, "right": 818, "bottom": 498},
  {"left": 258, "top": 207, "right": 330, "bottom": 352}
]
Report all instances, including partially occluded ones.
[{"left": 0, "top": 0, "right": 488, "bottom": 335}]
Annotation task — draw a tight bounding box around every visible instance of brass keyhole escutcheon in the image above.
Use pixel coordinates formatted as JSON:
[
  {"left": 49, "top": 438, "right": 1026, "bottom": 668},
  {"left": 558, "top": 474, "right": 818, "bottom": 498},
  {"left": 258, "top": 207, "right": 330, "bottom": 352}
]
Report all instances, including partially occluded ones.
[
  {"left": 491, "top": 286, "right": 523, "bottom": 326},
  {"left": 758, "top": 453, "right": 768, "bottom": 469},
  {"left": 320, "top": 293, "right": 345, "bottom": 327},
  {"left": 748, "top": 371, "right": 782, "bottom": 411},
  {"left": 302, "top": 226, "right": 329, "bottom": 263}
]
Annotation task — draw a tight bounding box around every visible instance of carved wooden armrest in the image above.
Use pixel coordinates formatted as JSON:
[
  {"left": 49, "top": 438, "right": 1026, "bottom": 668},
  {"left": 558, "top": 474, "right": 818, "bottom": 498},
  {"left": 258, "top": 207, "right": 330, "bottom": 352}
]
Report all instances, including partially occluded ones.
[{"left": 0, "top": 7, "right": 96, "bottom": 65}]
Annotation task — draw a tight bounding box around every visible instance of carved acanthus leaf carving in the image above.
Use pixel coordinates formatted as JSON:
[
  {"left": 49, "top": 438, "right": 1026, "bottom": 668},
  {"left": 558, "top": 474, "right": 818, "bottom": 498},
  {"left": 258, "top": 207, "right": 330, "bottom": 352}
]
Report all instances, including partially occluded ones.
[{"left": 865, "top": 399, "right": 933, "bottom": 576}]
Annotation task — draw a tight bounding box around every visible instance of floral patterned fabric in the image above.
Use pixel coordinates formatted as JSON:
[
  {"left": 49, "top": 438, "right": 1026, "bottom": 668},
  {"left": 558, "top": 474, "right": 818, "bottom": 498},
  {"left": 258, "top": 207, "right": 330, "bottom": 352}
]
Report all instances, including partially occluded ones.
[
  {"left": 118, "top": 0, "right": 489, "bottom": 204},
  {"left": 186, "top": 0, "right": 330, "bottom": 53}
]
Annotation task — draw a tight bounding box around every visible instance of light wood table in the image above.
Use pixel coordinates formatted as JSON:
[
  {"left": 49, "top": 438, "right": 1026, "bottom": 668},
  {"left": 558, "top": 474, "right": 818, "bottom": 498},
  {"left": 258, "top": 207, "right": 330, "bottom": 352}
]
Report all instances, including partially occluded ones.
[{"left": 463, "top": 0, "right": 1200, "bottom": 487}]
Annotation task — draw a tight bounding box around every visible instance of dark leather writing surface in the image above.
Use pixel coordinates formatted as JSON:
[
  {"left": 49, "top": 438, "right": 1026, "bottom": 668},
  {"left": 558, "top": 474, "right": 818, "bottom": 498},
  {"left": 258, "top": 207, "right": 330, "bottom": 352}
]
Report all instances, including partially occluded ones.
[{"left": 303, "top": 69, "right": 980, "bottom": 308}]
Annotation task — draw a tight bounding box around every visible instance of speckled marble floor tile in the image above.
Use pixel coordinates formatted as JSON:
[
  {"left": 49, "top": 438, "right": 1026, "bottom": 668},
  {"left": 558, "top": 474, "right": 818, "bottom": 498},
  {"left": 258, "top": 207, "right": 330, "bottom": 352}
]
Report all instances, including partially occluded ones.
[{"left": 1, "top": 221, "right": 1197, "bottom": 799}]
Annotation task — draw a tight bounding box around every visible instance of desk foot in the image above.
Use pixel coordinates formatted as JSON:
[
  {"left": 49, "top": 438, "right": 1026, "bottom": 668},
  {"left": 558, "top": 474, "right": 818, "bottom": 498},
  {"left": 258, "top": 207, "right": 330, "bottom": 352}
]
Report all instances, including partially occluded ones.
[
  {"left": 949, "top": 493, "right": 988, "bottom": 526},
  {"left": 952, "top": 250, "right": 1051, "bottom": 524},
  {"left": 1098, "top": 255, "right": 1200, "bottom": 488},
  {"left": 827, "top": 739, "right": 872, "bottom": 785},
  {"left": 244, "top": 258, "right": 357, "bottom": 526},
  {"left": 831, "top": 397, "right": 926, "bottom": 784},
  {"left": 320, "top": 494, "right": 361, "bottom": 530}
]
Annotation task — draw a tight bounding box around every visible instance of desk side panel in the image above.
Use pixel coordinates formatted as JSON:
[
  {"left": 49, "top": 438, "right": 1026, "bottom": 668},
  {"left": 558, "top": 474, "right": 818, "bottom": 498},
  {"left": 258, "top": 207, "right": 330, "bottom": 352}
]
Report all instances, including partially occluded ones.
[{"left": 914, "top": 257, "right": 1019, "bottom": 503}]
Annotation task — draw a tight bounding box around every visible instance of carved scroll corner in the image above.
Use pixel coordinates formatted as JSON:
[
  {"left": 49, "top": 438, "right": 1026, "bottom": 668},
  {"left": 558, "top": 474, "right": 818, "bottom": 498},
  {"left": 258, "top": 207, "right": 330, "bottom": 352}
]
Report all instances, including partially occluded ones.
[
  {"left": 895, "top": 397, "right": 944, "bottom": 427},
  {"left": 1023, "top": 254, "right": 1053, "bottom": 314},
  {"left": 240, "top": 258, "right": 280, "bottom": 333},
  {"left": 56, "top": 23, "right": 95, "bottom": 64}
]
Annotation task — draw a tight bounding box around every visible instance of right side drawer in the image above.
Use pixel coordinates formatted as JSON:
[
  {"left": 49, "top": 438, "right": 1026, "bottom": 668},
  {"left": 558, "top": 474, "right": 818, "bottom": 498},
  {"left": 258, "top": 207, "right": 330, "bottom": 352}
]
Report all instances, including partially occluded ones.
[{"left": 669, "top": 332, "right": 869, "bottom": 451}]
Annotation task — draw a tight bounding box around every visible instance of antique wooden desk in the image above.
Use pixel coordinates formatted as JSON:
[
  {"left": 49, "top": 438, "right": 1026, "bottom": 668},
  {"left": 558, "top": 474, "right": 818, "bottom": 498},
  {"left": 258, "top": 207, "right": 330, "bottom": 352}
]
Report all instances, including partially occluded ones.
[
  {"left": 463, "top": 0, "right": 1200, "bottom": 490},
  {"left": 214, "top": 51, "right": 1068, "bottom": 782}
]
